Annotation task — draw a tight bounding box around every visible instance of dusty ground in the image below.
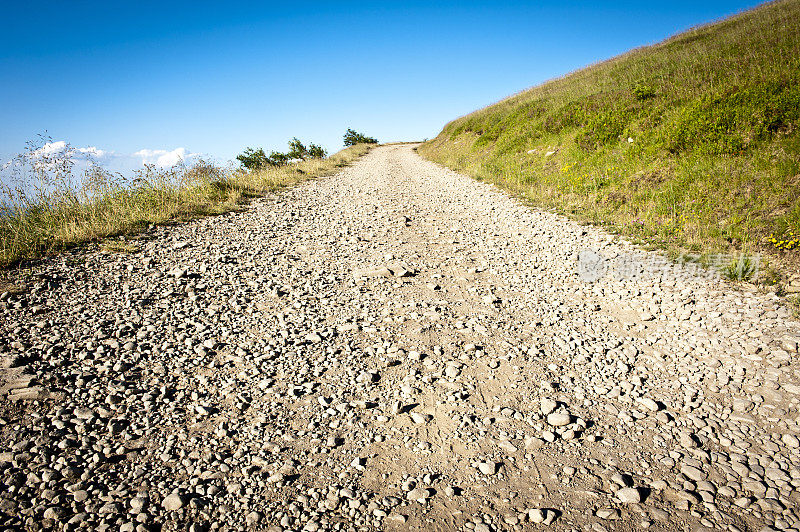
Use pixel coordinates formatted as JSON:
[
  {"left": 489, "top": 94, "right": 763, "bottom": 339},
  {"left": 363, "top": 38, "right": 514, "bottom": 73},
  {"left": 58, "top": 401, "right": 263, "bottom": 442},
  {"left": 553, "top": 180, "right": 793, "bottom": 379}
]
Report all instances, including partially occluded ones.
[{"left": 1, "top": 144, "right": 799, "bottom": 531}]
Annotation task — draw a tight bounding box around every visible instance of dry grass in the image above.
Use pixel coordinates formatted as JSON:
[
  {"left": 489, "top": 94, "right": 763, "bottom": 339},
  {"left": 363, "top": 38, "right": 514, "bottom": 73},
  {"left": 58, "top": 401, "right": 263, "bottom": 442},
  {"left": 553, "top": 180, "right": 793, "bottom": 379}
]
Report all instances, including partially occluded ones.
[{"left": 0, "top": 143, "right": 372, "bottom": 269}]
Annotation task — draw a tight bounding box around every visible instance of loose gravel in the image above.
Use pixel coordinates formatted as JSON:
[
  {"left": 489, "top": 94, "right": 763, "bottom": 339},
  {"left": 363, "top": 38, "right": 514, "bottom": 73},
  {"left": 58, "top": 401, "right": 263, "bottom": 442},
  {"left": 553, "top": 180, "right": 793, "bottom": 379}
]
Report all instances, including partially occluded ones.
[{"left": 1, "top": 144, "right": 799, "bottom": 531}]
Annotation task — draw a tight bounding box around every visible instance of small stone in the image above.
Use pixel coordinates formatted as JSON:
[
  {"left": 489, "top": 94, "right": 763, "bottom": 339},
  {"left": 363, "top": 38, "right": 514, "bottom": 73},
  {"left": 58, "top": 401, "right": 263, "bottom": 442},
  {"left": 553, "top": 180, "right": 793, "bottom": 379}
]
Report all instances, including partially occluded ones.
[
  {"left": 410, "top": 412, "right": 432, "bottom": 424},
  {"left": 478, "top": 461, "right": 498, "bottom": 475},
  {"left": 546, "top": 412, "right": 571, "bottom": 427},
  {"left": 637, "top": 397, "right": 660, "bottom": 412},
  {"left": 615, "top": 487, "right": 642, "bottom": 504},
  {"left": 781, "top": 433, "right": 799, "bottom": 448},
  {"left": 246, "top": 511, "right": 262, "bottom": 526},
  {"left": 540, "top": 398, "right": 557, "bottom": 415},
  {"left": 43, "top": 507, "right": 66, "bottom": 520},
  {"left": 161, "top": 493, "right": 186, "bottom": 511},
  {"left": 528, "top": 508, "right": 545, "bottom": 523},
  {"left": 596, "top": 508, "right": 620, "bottom": 520},
  {"left": 680, "top": 465, "right": 706, "bottom": 482},
  {"left": 407, "top": 488, "right": 430, "bottom": 502}
]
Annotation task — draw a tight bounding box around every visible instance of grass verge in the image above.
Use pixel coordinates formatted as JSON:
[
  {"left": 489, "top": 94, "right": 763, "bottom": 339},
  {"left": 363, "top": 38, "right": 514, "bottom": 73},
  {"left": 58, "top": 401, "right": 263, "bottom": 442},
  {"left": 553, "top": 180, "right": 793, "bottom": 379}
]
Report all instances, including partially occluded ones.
[
  {"left": 419, "top": 0, "right": 800, "bottom": 285},
  {"left": 0, "top": 143, "right": 372, "bottom": 269}
]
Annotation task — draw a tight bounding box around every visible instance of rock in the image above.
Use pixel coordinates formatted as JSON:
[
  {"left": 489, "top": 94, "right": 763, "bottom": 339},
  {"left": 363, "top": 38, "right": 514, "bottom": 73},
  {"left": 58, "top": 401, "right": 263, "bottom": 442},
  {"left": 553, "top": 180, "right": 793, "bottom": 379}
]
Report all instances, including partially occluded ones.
[
  {"left": 162, "top": 493, "right": 186, "bottom": 511},
  {"left": 546, "top": 412, "right": 571, "bottom": 427},
  {"left": 410, "top": 412, "right": 432, "bottom": 424},
  {"left": 130, "top": 496, "right": 147, "bottom": 513},
  {"left": 353, "top": 267, "right": 393, "bottom": 278},
  {"left": 8, "top": 386, "right": 46, "bottom": 401},
  {"left": 406, "top": 488, "right": 431, "bottom": 502},
  {"left": 680, "top": 465, "right": 707, "bottom": 482},
  {"left": 596, "top": 508, "right": 620, "bottom": 520},
  {"left": 637, "top": 397, "right": 660, "bottom": 412},
  {"left": 305, "top": 332, "right": 322, "bottom": 343},
  {"left": 615, "top": 487, "right": 642, "bottom": 503},
  {"left": 477, "top": 461, "right": 498, "bottom": 475},
  {"left": 527, "top": 508, "right": 556, "bottom": 524},
  {"left": 540, "top": 398, "right": 558, "bottom": 415},
  {"left": 43, "top": 506, "right": 66, "bottom": 520},
  {"left": 529, "top": 508, "right": 546, "bottom": 523},
  {"left": 781, "top": 433, "right": 799, "bottom": 448}
]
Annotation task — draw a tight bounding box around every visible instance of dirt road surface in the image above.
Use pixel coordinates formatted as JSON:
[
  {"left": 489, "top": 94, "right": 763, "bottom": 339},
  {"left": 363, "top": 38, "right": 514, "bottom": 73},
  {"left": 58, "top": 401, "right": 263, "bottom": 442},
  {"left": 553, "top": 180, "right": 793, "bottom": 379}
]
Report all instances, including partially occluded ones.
[{"left": 2, "top": 144, "right": 799, "bottom": 531}]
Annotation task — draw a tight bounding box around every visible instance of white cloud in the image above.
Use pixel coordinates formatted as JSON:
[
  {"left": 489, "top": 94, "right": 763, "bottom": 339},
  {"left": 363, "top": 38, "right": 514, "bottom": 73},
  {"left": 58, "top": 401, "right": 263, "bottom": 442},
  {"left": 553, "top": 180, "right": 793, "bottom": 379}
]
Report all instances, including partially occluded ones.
[
  {"left": 133, "top": 147, "right": 200, "bottom": 168},
  {"left": 40, "top": 141, "right": 67, "bottom": 155},
  {"left": 24, "top": 141, "right": 108, "bottom": 162},
  {"left": 76, "top": 146, "right": 106, "bottom": 158},
  {"left": 2, "top": 141, "right": 205, "bottom": 181}
]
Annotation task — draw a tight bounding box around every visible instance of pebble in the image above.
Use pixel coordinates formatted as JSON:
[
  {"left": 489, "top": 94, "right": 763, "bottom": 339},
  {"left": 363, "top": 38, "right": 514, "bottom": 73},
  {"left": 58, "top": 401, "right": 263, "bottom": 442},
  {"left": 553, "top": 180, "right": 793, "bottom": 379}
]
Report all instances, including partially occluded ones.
[
  {"left": 478, "top": 461, "right": 499, "bottom": 475},
  {"left": 0, "top": 144, "right": 797, "bottom": 532},
  {"left": 161, "top": 493, "right": 186, "bottom": 511},
  {"left": 615, "top": 487, "right": 642, "bottom": 503},
  {"left": 546, "top": 412, "right": 571, "bottom": 427}
]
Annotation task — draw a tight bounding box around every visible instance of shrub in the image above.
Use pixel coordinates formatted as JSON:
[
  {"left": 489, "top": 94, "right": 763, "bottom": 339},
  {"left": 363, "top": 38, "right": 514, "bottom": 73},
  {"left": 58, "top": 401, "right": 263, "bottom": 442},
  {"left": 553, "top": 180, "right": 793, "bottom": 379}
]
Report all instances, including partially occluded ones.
[
  {"left": 236, "top": 147, "right": 269, "bottom": 170},
  {"left": 633, "top": 82, "right": 656, "bottom": 101},
  {"left": 307, "top": 143, "right": 326, "bottom": 159},
  {"left": 576, "top": 108, "right": 631, "bottom": 151},
  {"left": 237, "top": 138, "right": 326, "bottom": 170},
  {"left": 287, "top": 138, "right": 327, "bottom": 160},
  {"left": 267, "top": 151, "right": 289, "bottom": 166},
  {"left": 286, "top": 138, "right": 308, "bottom": 160},
  {"left": 343, "top": 129, "right": 378, "bottom": 146}
]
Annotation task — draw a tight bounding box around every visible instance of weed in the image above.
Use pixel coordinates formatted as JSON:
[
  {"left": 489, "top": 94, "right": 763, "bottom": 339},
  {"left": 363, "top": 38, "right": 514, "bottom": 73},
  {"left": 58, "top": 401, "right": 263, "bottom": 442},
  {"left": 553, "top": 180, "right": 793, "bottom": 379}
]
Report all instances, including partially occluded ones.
[{"left": 720, "top": 253, "right": 760, "bottom": 281}]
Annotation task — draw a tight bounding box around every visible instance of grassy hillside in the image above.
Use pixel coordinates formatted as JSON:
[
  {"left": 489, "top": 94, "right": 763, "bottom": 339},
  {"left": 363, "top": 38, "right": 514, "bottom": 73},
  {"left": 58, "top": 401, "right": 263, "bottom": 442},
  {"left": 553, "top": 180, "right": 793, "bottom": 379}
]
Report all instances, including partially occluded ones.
[
  {"left": 0, "top": 144, "right": 372, "bottom": 269},
  {"left": 420, "top": 0, "right": 800, "bottom": 284}
]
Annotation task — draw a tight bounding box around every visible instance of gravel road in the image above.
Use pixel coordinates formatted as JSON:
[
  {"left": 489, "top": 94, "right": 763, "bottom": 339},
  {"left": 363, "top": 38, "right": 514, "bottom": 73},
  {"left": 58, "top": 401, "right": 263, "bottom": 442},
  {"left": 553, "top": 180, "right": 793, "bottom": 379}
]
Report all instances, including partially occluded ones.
[{"left": 2, "top": 143, "right": 799, "bottom": 531}]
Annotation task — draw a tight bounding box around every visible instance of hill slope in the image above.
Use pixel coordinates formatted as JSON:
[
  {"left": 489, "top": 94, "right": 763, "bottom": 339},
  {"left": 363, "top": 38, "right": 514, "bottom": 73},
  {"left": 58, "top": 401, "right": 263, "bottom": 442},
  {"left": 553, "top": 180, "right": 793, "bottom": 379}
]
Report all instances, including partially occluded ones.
[{"left": 420, "top": 0, "right": 800, "bottom": 283}]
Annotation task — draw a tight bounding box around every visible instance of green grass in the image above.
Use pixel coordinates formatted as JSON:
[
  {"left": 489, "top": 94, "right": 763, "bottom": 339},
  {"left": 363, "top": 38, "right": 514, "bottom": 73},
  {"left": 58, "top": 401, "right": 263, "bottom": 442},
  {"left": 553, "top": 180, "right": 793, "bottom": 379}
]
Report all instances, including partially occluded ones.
[
  {"left": 0, "top": 143, "right": 372, "bottom": 269},
  {"left": 420, "top": 0, "right": 800, "bottom": 280}
]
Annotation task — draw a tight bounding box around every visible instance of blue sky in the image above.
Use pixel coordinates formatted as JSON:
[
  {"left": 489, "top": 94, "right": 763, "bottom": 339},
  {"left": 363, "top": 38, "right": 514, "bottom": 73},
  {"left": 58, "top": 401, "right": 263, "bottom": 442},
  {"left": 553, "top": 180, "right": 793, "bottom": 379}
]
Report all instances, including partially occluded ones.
[{"left": 1, "top": 0, "right": 762, "bottom": 171}]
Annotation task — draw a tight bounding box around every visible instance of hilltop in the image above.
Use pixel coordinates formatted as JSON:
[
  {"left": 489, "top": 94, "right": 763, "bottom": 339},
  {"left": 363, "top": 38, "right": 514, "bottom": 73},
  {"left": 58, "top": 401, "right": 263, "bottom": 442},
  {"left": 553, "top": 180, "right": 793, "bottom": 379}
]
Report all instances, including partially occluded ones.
[{"left": 420, "top": 0, "right": 800, "bottom": 291}]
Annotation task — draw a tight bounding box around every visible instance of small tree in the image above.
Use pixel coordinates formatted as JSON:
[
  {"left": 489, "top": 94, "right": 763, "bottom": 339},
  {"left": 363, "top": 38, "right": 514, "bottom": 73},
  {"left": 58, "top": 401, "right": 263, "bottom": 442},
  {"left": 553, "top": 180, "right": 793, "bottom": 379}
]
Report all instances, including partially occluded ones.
[
  {"left": 307, "top": 143, "right": 326, "bottom": 159},
  {"left": 267, "top": 151, "right": 289, "bottom": 166},
  {"left": 237, "top": 138, "right": 326, "bottom": 169},
  {"left": 236, "top": 147, "right": 268, "bottom": 170},
  {"left": 286, "top": 138, "right": 308, "bottom": 160},
  {"left": 343, "top": 128, "right": 378, "bottom": 146}
]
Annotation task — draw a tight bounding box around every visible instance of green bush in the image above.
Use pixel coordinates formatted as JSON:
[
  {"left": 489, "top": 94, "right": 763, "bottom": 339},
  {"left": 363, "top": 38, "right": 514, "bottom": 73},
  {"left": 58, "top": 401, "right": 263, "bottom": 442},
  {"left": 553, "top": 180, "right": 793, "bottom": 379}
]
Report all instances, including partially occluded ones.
[
  {"left": 633, "top": 82, "right": 656, "bottom": 101},
  {"left": 664, "top": 82, "right": 800, "bottom": 155},
  {"left": 236, "top": 147, "right": 269, "bottom": 170},
  {"left": 576, "top": 108, "right": 631, "bottom": 151},
  {"left": 343, "top": 129, "right": 378, "bottom": 146},
  {"left": 268, "top": 151, "right": 289, "bottom": 166},
  {"left": 307, "top": 143, "right": 326, "bottom": 159},
  {"left": 237, "top": 138, "right": 327, "bottom": 171},
  {"left": 287, "top": 138, "right": 327, "bottom": 160}
]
